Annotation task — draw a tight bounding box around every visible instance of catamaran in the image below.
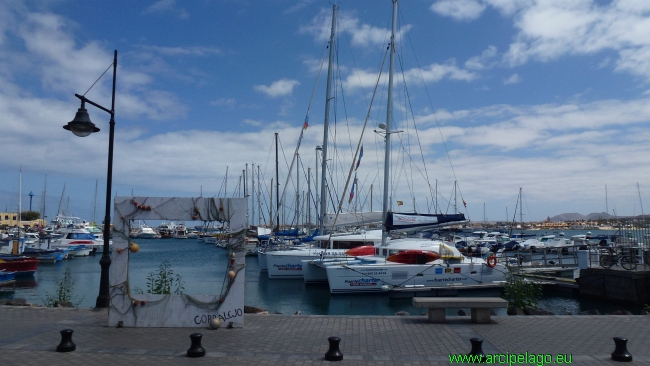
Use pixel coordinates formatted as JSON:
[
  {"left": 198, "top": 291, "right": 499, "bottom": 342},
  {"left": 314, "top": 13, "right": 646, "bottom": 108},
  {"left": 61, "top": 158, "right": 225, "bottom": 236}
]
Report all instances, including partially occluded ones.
[{"left": 323, "top": 0, "right": 506, "bottom": 295}]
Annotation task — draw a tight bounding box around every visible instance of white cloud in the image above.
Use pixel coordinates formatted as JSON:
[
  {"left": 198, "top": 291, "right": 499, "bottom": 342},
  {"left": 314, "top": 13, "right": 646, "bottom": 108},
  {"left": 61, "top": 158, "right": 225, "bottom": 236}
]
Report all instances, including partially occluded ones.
[
  {"left": 143, "top": 0, "right": 189, "bottom": 20},
  {"left": 242, "top": 119, "right": 263, "bottom": 127},
  {"left": 211, "top": 98, "right": 236, "bottom": 107},
  {"left": 500, "top": 0, "right": 650, "bottom": 81},
  {"left": 344, "top": 61, "right": 478, "bottom": 91},
  {"left": 300, "top": 8, "right": 412, "bottom": 48},
  {"left": 139, "top": 45, "right": 221, "bottom": 57},
  {"left": 430, "top": 0, "right": 487, "bottom": 21},
  {"left": 503, "top": 73, "right": 521, "bottom": 84},
  {"left": 254, "top": 79, "right": 300, "bottom": 98},
  {"left": 465, "top": 46, "right": 498, "bottom": 70}
]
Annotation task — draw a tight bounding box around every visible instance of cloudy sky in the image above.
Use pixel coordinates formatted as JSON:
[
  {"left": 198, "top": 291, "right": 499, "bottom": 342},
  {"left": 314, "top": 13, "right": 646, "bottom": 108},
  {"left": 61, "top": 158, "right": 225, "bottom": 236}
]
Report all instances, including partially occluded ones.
[{"left": 2, "top": 0, "right": 650, "bottom": 225}]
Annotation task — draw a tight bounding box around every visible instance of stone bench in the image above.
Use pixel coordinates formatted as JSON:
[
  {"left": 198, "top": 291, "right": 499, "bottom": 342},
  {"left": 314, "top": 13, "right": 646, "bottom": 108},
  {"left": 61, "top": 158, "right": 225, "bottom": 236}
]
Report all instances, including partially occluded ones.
[{"left": 412, "top": 297, "right": 508, "bottom": 324}]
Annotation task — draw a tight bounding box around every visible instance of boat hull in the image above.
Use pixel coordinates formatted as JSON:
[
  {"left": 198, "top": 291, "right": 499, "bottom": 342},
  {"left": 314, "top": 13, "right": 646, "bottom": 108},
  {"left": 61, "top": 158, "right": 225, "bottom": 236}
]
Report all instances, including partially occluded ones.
[
  {"left": 325, "top": 262, "right": 506, "bottom": 294},
  {"left": 0, "top": 259, "right": 39, "bottom": 276},
  {"left": 265, "top": 249, "right": 350, "bottom": 279}
]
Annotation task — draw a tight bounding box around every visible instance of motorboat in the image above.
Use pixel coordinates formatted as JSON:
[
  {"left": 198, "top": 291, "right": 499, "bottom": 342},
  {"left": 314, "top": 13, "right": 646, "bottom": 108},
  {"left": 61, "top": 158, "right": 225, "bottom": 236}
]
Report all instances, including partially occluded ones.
[
  {"left": 157, "top": 222, "right": 175, "bottom": 239},
  {"left": 23, "top": 232, "right": 40, "bottom": 246},
  {"left": 50, "top": 227, "right": 107, "bottom": 253},
  {"left": 174, "top": 223, "right": 189, "bottom": 239},
  {"left": 132, "top": 225, "right": 159, "bottom": 239}
]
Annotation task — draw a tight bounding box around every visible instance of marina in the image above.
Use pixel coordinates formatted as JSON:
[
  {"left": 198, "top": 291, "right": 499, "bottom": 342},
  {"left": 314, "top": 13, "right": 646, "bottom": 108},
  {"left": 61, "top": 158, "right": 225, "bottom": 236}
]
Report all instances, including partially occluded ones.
[{"left": 1, "top": 237, "right": 648, "bottom": 316}]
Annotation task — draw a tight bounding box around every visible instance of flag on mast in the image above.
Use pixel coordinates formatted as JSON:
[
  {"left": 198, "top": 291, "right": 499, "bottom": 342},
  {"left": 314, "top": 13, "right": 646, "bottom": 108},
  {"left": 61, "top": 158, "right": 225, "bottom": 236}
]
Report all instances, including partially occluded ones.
[
  {"left": 303, "top": 114, "right": 309, "bottom": 130},
  {"left": 355, "top": 145, "right": 363, "bottom": 170},
  {"left": 349, "top": 176, "right": 357, "bottom": 203}
]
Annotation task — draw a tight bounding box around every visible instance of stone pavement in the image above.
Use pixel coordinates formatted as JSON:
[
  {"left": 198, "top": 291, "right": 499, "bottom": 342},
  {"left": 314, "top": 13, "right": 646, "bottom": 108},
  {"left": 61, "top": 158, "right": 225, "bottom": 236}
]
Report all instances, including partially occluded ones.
[{"left": 1, "top": 306, "right": 649, "bottom": 365}]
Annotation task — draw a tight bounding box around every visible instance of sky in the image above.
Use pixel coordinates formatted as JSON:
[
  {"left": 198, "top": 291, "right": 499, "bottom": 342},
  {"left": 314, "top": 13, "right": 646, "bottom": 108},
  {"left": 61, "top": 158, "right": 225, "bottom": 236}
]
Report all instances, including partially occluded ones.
[{"left": 2, "top": 0, "right": 650, "bottom": 225}]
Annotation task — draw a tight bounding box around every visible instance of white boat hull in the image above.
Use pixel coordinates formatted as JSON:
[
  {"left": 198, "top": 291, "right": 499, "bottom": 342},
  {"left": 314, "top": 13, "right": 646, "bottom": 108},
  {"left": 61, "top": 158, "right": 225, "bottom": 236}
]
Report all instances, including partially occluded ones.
[
  {"left": 257, "top": 251, "right": 268, "bottom": 271},
  {"left": 325, "top": 261, "right": 506, "bottom": 294},
  {"left": 265, "top": 249, "right": 351, "bottom": 279}
]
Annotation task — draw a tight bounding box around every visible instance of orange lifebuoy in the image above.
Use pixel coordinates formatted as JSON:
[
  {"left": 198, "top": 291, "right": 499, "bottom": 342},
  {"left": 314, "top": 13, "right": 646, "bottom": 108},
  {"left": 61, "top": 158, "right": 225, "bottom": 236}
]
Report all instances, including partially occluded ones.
[{"left": 487, "top": 255, "right": 497, "bottom": 268}]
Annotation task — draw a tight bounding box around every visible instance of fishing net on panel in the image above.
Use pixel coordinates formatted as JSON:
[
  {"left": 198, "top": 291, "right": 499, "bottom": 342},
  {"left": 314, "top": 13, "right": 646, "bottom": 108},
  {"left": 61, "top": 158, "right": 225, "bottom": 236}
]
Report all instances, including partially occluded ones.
[{"left": 109, "top": 196, "right": 244, "bottom": 323}]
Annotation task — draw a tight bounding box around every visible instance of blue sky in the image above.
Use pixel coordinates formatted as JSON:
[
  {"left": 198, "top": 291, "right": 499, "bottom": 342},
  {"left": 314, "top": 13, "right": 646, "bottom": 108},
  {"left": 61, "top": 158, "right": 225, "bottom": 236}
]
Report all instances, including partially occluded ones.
[{"left": 2, "top": 0, "right": 650, "bottom": 225}]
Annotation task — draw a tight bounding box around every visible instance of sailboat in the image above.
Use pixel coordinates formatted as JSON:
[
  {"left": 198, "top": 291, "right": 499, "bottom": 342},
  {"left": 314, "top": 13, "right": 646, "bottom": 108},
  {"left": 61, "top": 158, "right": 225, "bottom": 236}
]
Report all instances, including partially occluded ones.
[
  {"left": 324, "top": 0, "right": 505, "bottom": 294},
  {"left": 262, "top": 5, "right": 389, "bottom": 280}
]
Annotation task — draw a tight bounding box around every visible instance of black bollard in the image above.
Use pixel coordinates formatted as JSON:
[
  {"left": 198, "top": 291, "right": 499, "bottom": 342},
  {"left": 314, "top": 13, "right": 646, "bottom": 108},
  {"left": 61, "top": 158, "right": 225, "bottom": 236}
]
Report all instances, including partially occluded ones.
[
  {"left": 324, "top": 336, "right": 343, "bottom": 361},
  {"left": 56, "top": 329, "right": 76, "bottom": 352},
  {"left": 611, "top": 337, "right": 632, "bottom": 362},
  {"left": 186, "top": 333, "right": 206, "bottom": 358},
  {"left": 468, "top": 337, "right": 485, "bottom": 363}
]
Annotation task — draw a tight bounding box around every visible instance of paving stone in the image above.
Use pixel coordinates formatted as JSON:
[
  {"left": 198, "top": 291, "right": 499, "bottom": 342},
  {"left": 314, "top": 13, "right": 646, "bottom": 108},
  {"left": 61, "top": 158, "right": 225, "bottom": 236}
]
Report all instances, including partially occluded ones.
[{"left": 1, "top": 306, "right": 649, "bottom": 365}]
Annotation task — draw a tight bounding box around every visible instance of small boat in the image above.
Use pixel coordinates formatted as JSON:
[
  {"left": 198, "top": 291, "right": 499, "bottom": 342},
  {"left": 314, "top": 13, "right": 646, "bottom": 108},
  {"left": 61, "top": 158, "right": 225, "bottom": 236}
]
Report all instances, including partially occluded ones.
[
  {"left": 67, "top": 245, "right": 93, "bottom": 257},
  {"left": 0, "top": 257, "right": 39, "bottom": 276},
  {"left": 0, "top": 269, "right": 16, "bottom": 284},
  {"left": 345, "top": 246, "right": 375, "bottom": 256},
  {"left": 245, "top": 237, "right": 259, "bottom": 256},
  {"left": 386, "top": 250, "right": 440, "bottom": 264}
]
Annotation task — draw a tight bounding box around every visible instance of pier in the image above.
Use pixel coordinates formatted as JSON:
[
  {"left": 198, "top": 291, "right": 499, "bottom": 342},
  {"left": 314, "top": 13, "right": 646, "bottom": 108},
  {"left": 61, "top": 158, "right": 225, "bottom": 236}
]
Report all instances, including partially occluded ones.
[{"left": 1, "top": 306, "right": 649, "bottom": 364}]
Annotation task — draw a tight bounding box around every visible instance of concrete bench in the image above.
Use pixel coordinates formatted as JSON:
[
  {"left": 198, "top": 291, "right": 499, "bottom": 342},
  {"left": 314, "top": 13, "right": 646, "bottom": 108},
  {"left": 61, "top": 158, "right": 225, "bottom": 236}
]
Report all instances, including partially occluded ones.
[{"left": 412, "top": 297, "right": 508, "bottom": 324}]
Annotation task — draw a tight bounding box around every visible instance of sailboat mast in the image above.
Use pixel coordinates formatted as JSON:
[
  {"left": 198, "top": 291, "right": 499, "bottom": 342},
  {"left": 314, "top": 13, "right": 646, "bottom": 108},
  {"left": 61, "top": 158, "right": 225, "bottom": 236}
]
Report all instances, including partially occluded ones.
[
  {"left": 93, "top": 179, "right": 98, "bottom": 224},
  {"left": 638, "top": 182, "right": 645, "bottom": 217},
  {"left": 519, "top": 187, "right": 524, "bottom": 229},
  {"left": 605, "top": 184, "right": 608, "bottom": 217},
  {"left": 42, "top": 174, "right": 47, "bottom": 226},
  {"left": 307, "top": 167, "right": 311, "bottom": 230},
  {"left": 381, "top": 0, "right": 398, "bottom": 247},
  {"left": 251, "top": 163, "right": 255, "bottom": 226},
  {"left": 296, "top": 153, "right": 300, "bottom": 228},
  {"left": 275, "top": 132, "right": 280, "bottom": 231},
  {"left": 58, "top": 183, "right": 65, "bottom": 215},
  {"left": 319, "top": 4, "right": 337, "bottom": 233},
  {"left": 18, "top": 167, "right": 22, "bottom": 239}
]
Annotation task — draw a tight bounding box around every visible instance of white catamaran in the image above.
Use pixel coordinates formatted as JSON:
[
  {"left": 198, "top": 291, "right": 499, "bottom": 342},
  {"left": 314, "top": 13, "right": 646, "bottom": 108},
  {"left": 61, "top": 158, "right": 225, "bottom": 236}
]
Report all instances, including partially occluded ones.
[{"left": 323, "top": 0, "right": 506, "bottom": 294}]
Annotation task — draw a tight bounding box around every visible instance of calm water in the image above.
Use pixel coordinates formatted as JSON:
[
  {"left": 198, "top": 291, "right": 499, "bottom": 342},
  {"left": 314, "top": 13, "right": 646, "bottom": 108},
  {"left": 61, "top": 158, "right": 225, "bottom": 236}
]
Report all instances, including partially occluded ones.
[{"left": 2, "top": 233, "right": 645, "bottom": 315}]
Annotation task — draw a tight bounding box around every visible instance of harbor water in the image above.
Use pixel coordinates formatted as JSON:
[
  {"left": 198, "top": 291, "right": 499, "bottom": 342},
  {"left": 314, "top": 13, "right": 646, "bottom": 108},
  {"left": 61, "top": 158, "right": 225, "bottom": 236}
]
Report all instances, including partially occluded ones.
[{"left": 2, "top": 236, "right": 646, "bottom": 315}]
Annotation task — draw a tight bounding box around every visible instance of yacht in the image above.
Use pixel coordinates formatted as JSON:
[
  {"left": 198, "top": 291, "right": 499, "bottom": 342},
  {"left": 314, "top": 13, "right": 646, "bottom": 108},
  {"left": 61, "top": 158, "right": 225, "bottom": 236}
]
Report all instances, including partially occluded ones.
[
  {"left": 174, "top": 223, "right": 188, "bottom": 239},
  {"left": 132, "top": 225, "right": 159, "bottom": 239},
  {"left": 50, "top": 227, "right": 109, "bottom": 253}
]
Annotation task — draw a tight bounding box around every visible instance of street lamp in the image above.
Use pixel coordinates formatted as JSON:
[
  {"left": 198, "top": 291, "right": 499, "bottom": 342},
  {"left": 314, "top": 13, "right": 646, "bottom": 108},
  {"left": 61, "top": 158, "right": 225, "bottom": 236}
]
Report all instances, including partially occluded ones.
[{"left": 63, "top": 50, "right": 117, "bottom": 309}]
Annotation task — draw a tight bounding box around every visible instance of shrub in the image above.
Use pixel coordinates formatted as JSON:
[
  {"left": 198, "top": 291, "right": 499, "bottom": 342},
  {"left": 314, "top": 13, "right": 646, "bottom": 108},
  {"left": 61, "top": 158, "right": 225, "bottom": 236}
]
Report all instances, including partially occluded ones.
[
  {"left": 502, "top": 265, "right": 542, "bottom": 311},
  {"left": 43, "top": 268, "right": 84, "bottom": 307},
  {"left": 145, "top": 260, "right": 185, "bottom": 295}
]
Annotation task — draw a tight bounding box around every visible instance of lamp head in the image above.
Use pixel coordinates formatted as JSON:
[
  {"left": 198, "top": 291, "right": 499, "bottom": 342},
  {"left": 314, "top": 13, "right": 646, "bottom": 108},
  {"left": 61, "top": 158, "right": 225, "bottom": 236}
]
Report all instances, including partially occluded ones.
[{"left": 63, "top": 102, "right": 100, "bottom": 137}]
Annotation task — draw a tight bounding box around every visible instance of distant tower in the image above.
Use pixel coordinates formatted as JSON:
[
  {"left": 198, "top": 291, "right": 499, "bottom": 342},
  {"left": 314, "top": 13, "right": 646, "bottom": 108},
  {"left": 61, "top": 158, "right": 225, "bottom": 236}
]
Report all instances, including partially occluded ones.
[{"left": 29, "top": 191, "right": 34, "bottom": 211}]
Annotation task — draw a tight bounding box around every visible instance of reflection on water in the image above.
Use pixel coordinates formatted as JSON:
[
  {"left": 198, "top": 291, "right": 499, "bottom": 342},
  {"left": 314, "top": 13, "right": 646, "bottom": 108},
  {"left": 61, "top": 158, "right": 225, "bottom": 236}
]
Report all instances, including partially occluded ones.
[{"left": 2, "top": 237, "right": 645, "bottom": 315}]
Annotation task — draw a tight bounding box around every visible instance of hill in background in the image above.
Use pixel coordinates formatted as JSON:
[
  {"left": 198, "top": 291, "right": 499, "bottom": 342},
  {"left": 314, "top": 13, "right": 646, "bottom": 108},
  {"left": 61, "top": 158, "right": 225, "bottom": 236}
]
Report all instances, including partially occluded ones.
[{"left": 549, "top": 212, "right": 613, "bottom": 222}]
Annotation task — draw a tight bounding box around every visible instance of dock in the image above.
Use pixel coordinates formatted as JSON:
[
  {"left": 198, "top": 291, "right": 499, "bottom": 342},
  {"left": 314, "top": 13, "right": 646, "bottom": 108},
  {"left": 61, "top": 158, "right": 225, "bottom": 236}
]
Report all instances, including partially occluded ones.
[{"left": 1, "top": 306, "right": 649, "bottom": 365}]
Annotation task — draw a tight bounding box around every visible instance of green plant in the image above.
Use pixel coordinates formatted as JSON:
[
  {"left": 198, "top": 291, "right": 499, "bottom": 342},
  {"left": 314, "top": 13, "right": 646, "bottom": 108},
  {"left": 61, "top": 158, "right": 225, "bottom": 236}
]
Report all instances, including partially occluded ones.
[
  {"left": 145, "top": 260, "right": 185, "bottom": 295},
  {"left": 502, "top": 266, "right": 542, "bottom": 311},
  {"left": 43, "top": 268, "right": 84, "bottom": 307}
]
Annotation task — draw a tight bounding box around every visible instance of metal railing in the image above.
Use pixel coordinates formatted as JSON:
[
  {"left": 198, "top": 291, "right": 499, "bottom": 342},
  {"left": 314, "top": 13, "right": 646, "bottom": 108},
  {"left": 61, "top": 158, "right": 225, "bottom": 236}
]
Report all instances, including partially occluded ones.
[{"left": 496, "top": 243, "right": 649, "bottom": 271}]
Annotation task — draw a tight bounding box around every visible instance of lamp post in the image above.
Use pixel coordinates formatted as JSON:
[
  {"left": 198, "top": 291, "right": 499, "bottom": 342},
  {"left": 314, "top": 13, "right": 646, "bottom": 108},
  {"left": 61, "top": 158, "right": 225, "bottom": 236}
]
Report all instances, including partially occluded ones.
[{"left": 63, "top": 50, "right": 117, "bottom": 309}]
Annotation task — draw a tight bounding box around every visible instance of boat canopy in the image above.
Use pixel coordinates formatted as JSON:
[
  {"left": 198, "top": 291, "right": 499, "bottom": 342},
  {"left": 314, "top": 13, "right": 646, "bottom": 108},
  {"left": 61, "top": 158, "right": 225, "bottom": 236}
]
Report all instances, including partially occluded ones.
[{"left": 384, "top": 212, "right": 468, "bottom": 232}]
